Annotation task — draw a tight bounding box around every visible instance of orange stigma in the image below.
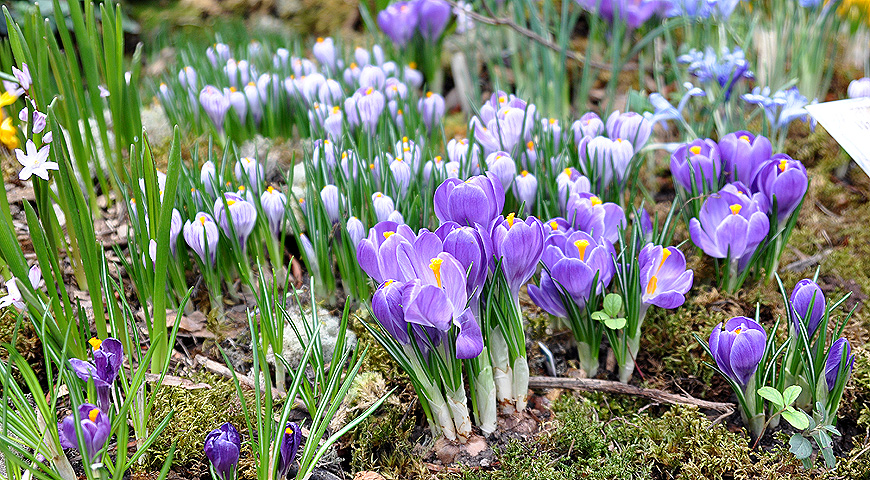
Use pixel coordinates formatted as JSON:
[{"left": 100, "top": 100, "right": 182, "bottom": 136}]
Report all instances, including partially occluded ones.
[
  {"left": 429, "top": 258, "right": 443, "bottom": 287},
  {"left": 590, "top": 196, "right": 602, "bottom": 206},
  {"left": 521, "top": 170, "right": 528, "bottom": 177},
  {"left": 730, "top": 204, "right": 742, "bottom": 215},
  {"left": 574, "top": 239, "right": 590, "bottom": 260},
  {"left": 89, "top": 338, "right": 102, "bottom": 350},
  {"left": 506, "top": 213, "right": 516, "bottom": 228},
  {"left": 88, "top": 409, "right": 100, "bottom": 422},
  {"left": 778, "top": 160, "right": 787, "bottom": 172},
  {"left": 383, "top": 231, "right": 395, "bottom": 239},
  {"left": 689, "top": 146, "right": 702, "bottom": 155},
  {"left": 550, "top": 221, "right": 559, "bottom": 231},
  {"left": 739, "top": 135, "right": 750, "bottom": 143}
]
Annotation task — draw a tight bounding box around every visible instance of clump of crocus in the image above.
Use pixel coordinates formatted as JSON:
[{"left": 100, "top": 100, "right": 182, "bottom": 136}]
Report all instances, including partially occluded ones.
[
  {"left": 718, "top": 131, "right": 771, "bottom": 186},
  {"left": 204, "top": 423, "right": 241, "bottom": 480},
  {"left": 69, "top": 337, "right": 123, "bottom": 412},
  {"left": 708, "top": 316, "right": 768, "bottom": 437},
  {"left": 58, "top": 404, "right": 111, "bottom": 465}
]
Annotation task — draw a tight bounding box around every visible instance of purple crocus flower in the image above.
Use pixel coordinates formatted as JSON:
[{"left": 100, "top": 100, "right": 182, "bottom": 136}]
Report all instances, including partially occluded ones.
[
  {"left": 417, "top": 0, "right": 452, "bottom": 41},
  {"left": 564, "top": 192, "right": 626, "bottom": 244},
  {"left": 825, "top": 338, "right": 855, "bottom": 391},
  {"left": 751, "top": 154, "right": 808, "bottom": 221},
  {"left": 418, "top": 92, "right": 446, "bottom": 133},
  {"left": 689, "top": 190, "right": 769, "bottom": 263},
  {"left": 718, "top": 131, "right": 772, "bottom": 185},
  {"left": 638, "top": 244, "right": 693, "bottom": 308},
  {"left": 490, "top": 214, "right": 545, "bottom": 298},
  {"left": 372, "top": 279, "right": 412, "bottom": 344},
  {"left": 513, "top": 170, "right": 538, "bottom": 212},
  {"left": 434, "top": 173, "right": 505, "bottom": 227},
  {"left": 261, "top": 186, "right": 287, "bottom": 238},
  {"left": 708, "top": 316, "right": 767, "bottom": 386},
  {"left": 199, "top": 86, "right": 230, "bottom": 134},
  {"left": 356, "top": 221, "right": 416, "bottom": 283},
  {"left": 575, "top": 0, "right": 663, "bottom": 28},
  {"left": 347, "top": 216, "right": 366, "bottom": 247},
  {"left": 170, "top": 208, "right": 183, "bottom": 256},
  {"left": 789, "top": 279, "right": 826, "bottom": 337},
  {"left": 373, "top": 192, "right": 396, "bottom": 222},
  {"left": 320, "top": 185, "right": 342, "bottom": 224},
  {"left": 378, "top": 2, "right": 420, "bottom": 48},
  {"left": 578, "top": 136, "right": 634, "bottom": 190},
  {"left": 313, "top": 37, "right": 337, "bottom": 71},
  {"left": 275, "top": 422, "right": 303, "bottom": 478},
  {"left": 556, "top": 168, "right": 592, "bottom": 212},
  {"left": 204, "top": 423, "right": 241, "bottom": 480},
  {"left": 485, "top": 151, "right": 517, "bottom": 191},
  {"left": 669, "top": 138, "right": 722, "bottom": 193},
  {"left": 535, "top": 230, "right": 614, "bottom": 307},
  {"left": 572, "top": 112, "right": 605, "bottom": 143},
  {"left": 58, "top": 404, "right": 111, "bottom": 464},
  {"left": 213, "top": 193, "right": 258, "bottom": 250},
  {"left": 183, "top": 213, "right": 220, "bottom": 265},
  {"left": 359, "top": 65, "right": 387, "bottom": 91},
  {"left": 606, "top": 111, "right": 652, "bottom": 151},
  {"left": 69, "top": 338, "right": 123, "bottom": 412},
  {"left": 528, "top": 271, "right": 569, "bottom": 318},
  {"left": 389, "top": 157, "right": 412, "bottom": 198},
  {"left": 345, "top": 87, "right": 385, "bottom": 134},
  {"left": 234, "top": 157, "right": 264, "bottom": 194}
]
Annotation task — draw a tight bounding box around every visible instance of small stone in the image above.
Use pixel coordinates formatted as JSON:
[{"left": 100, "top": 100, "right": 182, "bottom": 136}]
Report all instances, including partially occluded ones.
[{"left": 434, "top": 437, "right": 459, "bottom": 465}]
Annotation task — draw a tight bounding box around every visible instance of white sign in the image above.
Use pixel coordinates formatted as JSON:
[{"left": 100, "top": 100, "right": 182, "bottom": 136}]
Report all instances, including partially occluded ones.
[{"left": 806, "top": 98, "right": 870, "bottom": 176}]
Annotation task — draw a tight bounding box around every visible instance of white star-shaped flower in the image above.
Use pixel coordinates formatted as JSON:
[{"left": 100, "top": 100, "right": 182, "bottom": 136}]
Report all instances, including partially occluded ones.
[{"left": 15, "top": 140, "right": 57, "bottom": 181}]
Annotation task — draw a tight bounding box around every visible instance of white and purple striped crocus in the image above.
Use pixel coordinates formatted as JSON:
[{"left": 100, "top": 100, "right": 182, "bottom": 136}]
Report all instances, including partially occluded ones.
[
  {"left": 199, "top": 85, "right": 230, "bottom": 134},
  {"left": 214, "top": 193, "right": 258, "bottom": 251},
  {"left": 689, "top": 189, "right": 769, "bottom": 266},
  {"left": 183, "top": 213, "right": 220, "bottom": 265},
  {"left": 261, "top": 186, "right": 287, "bottom": 238},
  {"left": 513, "top": 170, "right": 538, "bottom": 212},
  {"left": 419, "top": 92, "right": 446, "bottom": 134}
]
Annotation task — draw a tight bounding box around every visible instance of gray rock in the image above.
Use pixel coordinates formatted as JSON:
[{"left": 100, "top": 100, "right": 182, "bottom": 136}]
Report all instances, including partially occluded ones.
[{"left": 265, "top": 301, "right": 356, "bottom": 370}]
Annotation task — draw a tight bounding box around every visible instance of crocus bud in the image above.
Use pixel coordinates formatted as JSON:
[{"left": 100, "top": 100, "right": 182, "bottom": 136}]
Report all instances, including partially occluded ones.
[
  {"left": 436, "top": 221, "right": 492, "bottom": 299},
  {"left": 718, "top": 131, "right": 772, "bottom": 185},
  {"left": 354, "top": 46, "right": 371, "bottom": 66},
  {"left": 377, "top": 2, "right": 419, "bottom": 48},
  {"left": 606, "top": 111, "right": 652, "bottom": 151},
  {"left": 789, "top": 279, "right": 825, "bottom": 337},
  {"left": 178, "top": 66, "right": 198, "bottom": 89},
  {"left": 199, "top": 86, "right": 230, "bottom": 134},
  {"left": 58, "top": 404, "right": 111, "bottom": 464},
  {"left": 565, "top": 192, "right": 626, "bottom": 244},
  {"left": 183, "top": 213, "right": 220, "bottom": 265},
  {"left": 320, "top": 185, "right": 342, "bottom": 224},
  {"left": 359, "top": 65, "right": 386, "bottom": 91},
  {"left": 243, "top": 82, "right": 263, "bottom": 124},
  {"left": 542, "top": 118, "right": 563, "bottom": 149},
  {"left": 385, "top": 78, "right": 408, "bottom": 100},
  {"left": 347, "top": 216, "right": 366, "bottom": 247},
  {"left": 434, "top": 173, "right": 505, "bottom": 227},
  {"left": 323, "top": 106, "right": 343, "bottom": 142},
  {"left": 848, "top": 78, "right": 870, "bottom": 99},
  {"left": 214, "top": 193, "right": 258, "bottom": 251},
  {"left": 313, "top": 37, "right": 337, "bottom": 71},
  {"left": 261, "top": 186, "right": 288, "bottom": 238},
  {"left": 345, "top": 87, "right": 385, "bottom": 134},
  {"left": 170, "top": 208, "right": 183, "bottom": 256},
  {"left": 825, "top": 338, "right": 855, "bottom": 391},
  {"left": 578, "top": 136, "right": 634, "bottom": 189},
  {"left": 485, "top": 151, "right": 517, "bottom": 191},
  {"left": 417, "top": 0, "right": 452, "bottom": 41},
  {"left": 491, "top": 214, "right": 545, "bottom": 298},
  {"left": 638, "top": 244, "right": 693, "bottom": 308},
  {"left": 708, "top": 316, "right": 766, "bottom": 386},
  {"left": 275, "top": 422, "right": 303, "bottom": 478},
  {"left": 669, "top": 138, "right": 722, "bottom": 193},
  {"left": 204, "top": 423, "right": 241, "bottom": 480},
  {"left": 513, "top": 170, "right": 538, "bottom": 212},
  {"left": 389, "top": 157, "right": 412, "bottom": 198},
  {"left": 572, "top": 112, "right": 604, "bottom": 143},
  {"left": 234, "top": 157, "right": 264, "bottom": 194},
  {"left": 372, "top": 192, "right": 396, "bottom": 223},
  {"left": 387, "top": 209, "right": 405, "bottom": 223},
  {"left": 318, "top": 79, "right": 344, "bottom": 105},
  {"left": 418, "top": 92, "right": 446, "bottom": 133}
]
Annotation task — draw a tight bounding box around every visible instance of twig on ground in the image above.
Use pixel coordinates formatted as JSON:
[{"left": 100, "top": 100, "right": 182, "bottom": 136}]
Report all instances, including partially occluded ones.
[{"left": 527, "top": 376, "right": 735, "bottom": 412}]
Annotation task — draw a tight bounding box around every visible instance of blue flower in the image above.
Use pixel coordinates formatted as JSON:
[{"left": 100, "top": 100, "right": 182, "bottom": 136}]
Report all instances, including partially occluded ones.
[
  {"left": 644, "top": 82, "right": 706, "bottom": 130},
  {"left": 678, "top": 47, "right": 753, "bottom": 100}
]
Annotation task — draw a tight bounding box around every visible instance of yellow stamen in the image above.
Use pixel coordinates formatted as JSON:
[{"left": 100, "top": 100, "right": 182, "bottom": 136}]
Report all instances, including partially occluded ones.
[
  {"left": 247, "top": 82, "right": 255, "bottom": 87},
  {"left": 574, "top": 239, "right": 590, "bottom": 260},
  {"left": 227, "top": 200, "right": 236, "bottom": 206},
  {"left": 739, "top": 135, "right": 750, "bottom": 143},
  {"left": 376, "top": 192, "right": 383, "bottom": 198},
  {"left": 238, "top": 185, "right": 246, "bottom": 192},
  {"left": 689, "top": 146, "right": 702, "bottom": 155},
  {"left": 550, "top": 221, "right": 559, "bottom": 231},
  {"left": 402, "top": 136, "right": 409, "bottom": 143},
  {"left": 332, "top": 106, "right": 340, "bottom": 114},
  {"left": 506, "top": 213, "right": 516, "bottom": 228},
  {"left": 229, "top": 86, "right": 237, "bottom": 92},
  {"left": 342, "top": 152, "right": 348, "bottom": 159},
  {"left": 526, "top": 141, "right": 534, "bottom": 150},
  {"left": 521, "top": 170, "right": 528, "bottom": 177},
  {"left": 365, "top": 87, "right": 373, "bottom": 95},
  {"left": 397, "top": 109, "right": 404, "bottom": 115},
  {"left": 659, "top": 249, "right": 671, "bottom": 271},
  {"left": 549, "top": 118, "right": 557, "bottom": 125},
  {"left": 734, "top": 327, "right": 742, "bottom": 334},
  {"left": 89, "top": 338, "right": 102, "bottom": 350},
  {"left": 383, "top": 231, "right": 395, "bottom": 239},
  {"left": 426, "top": 92, "right": 433, "bottom": 98},
  {"left": 384, "top": 279, "right": 395, "bottom": 287},
  {"left": 646, "top": 276, "right": 658, "bottom": 295},
  {"left": 435, "top": 156, "right": 443, "bottom": 163},
  {"left": 408, "top": 62, "right": 417, "bottom": 69},
  {"left": 88, "top": 409, "right": 100, "bottom": 422},
  {"left": 429, "top": 258, "right": 443, "bottom": 288},
  {"left": 369, "top": 163, "right": 375, "bottom": 170},
  {"left": 350, "top": 63, "right": 357, "bottom": 69},
  {"left": 316, "top": 37, "right": 324, "bottom": 43},
  {"left": 590, "top": 196, "right": 602, "bottom": 206},
  {"left": 778, "top": 160, "right": 787, "bottom": 172},
  {"left": 267, "top": 186, "right": 275, "bottom": 193},
  {"left": 730, "top": 204, "right": 742, "bottom": 215}
]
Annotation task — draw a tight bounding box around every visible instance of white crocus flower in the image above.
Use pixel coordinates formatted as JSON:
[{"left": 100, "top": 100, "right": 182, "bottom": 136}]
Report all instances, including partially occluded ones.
[
  {"left": 15, "top": 140, "right": 57, "bottom": 181},
  {"left": 0, "top": 265, "right": 42, "bottom": 310}
]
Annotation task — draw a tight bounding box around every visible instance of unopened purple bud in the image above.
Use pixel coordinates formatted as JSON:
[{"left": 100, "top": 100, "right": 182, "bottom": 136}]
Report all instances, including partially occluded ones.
[
  {"left": 825, "top": 338, "right": 855, "bottom": 391},
  {"left": 578, "top": 136, "right": 634, "bottom": 189},
  {"left": 434, "top": 173, "right": 505, "bottom": 227},
  {"left": 669, "top": 138, "right": 722, "bottom": 193},
  {"left": 709, "top": 316, "right": 766, "bottom": 386},
  {"left": 513, "top": 170, "right": 538, "bottom": 211},
  {"left": 227, "top": 87, "right": 247, "bottom": 123},
  {"left": 378, "top": 2, "right": 420, "bottom": 48},
  {"left": 387, "top": 209, "right": 405, "bottom": 223},
  {"left": 234, "top": 157, "right": 264, "bottom": 194},
  {"left": 318, "top": 79, "right": 344, "bottom": 105},
  {"left": 204, "top": 423, "right": 241, "bottom": 480},
  {"left": 275, "top": 422, "right": 302, "bottom": 478},
  {"left": 389, "top": 157, "right": 412, "bottom": 198},
  {"left": 417, "top": 0, "right": 452, "bottom": 41},
  {"left": 418, "top": 92, "right": 446, "bottom": 133},
  {"left": 170, "top": 208, "right": 183, "bottom": 256},
  {"left": 485, "top": 151, "right": 517, "bottom": 191},
  {"left": 789, "top": 279, "right": 825, "bottom": 337},
  {"left": 359, "top": 65, "right": 387, "bottom": 91},
  {"left": 179, "top": 66, "right": 198, "bottom": 91},
  {"left": 347, "top": 216, "right": 366, "bottom": 246},
  {"left": 313, "top": 37, "right": 337, "bottom": 70},
  {"left": 320, "top": 185, "right": 342, "bottom": 224},
  {"left": 199, "top": 86, "right": 230, "bottom": 134},
  {"left": 372, "top": 192, "right": 396, "bottom": 222},
  {"left": 243, "top": 82, "right": 263, "bottom": 124},
  {"left": 572, "top": 112, "right": 604, "bottom": 143},
  {"left": 201, "top": 161, "right": 218, "bottom": 196},
  {"left": 324, "top": 106, "right": 343, "bottom": 142},
  {"left": 718, "top": 131, "right": 772, "bottom": 185},
  {"left": 261, "top": 186, "right": 288, "bottom": 238}
]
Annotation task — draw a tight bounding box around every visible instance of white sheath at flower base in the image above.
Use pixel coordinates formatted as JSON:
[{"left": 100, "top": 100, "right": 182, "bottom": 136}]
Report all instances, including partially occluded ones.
[
  {"left": 489, "top": 327, "right": 513, "bottom": 405},
  {"left": 446, "top": 385, "right": 473, "bottom": 442},
  {"left": 512, "top": 356, "right": 530, "bottom": 412},
  {"left": 423, "top": 383, "right": 457, "bottom": 441},
  {"left": 473, "top": 355, "right": 498, "bottom": 435},
  {"left": 576, "top": 341, "right": 599, "bottom": 378}
]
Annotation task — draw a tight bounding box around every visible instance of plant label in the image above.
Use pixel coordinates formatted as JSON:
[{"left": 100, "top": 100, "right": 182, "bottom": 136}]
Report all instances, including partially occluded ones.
[{"left": 806, "top": 98, "right": 870, "bottom": 176}]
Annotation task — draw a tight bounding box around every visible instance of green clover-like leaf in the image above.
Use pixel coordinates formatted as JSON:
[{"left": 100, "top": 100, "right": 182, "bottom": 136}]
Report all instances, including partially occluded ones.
[
  {"left": 782, "top": 385, "right": 802, "bottom": 406},
  {"left": 757, "top": 386, "right": 784, "bottom": 409},
  {"left": 782, "top": 407, "right": 810, "bottom": 430},
  {"left": 591, "top": 311, "right": 609, "bottom": 322},
  {"left": 603, "top": 294, "right": 622, "bottom": 317},
  {"left": 604, "top": 317, "right": 626, "bottom": 330},
  {"left": 789, "top": 434, "right": 813, "bottom": 460}
]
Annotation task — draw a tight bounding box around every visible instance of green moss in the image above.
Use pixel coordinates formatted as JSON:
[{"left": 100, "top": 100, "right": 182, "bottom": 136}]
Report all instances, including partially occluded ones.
[
  {"left": 349, "top": 403, "right": 429, "bottom": 479},
  {"left": 143, "top": 372, "right": 259, "bottom": 477}
]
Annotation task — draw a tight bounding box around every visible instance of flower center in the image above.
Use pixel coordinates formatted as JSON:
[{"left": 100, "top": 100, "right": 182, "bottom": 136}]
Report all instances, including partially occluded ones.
[
  {"left": 506, "top": 213, "right": 516, "bottom": 228},
  {"left": 365, "top": 87, "right": 373, "bottom": 95},
  {"left": 429, "top": 258, "right": 443, "bottom": 288},
  {"left": 574, "top": 239, "right": 590, "bottom": 260},
  {"left": 563, "top": 168, "right": 572, "bottom": 176},
  {"left": 646, "top": 276, "right": 658, "bottom": 295},
  {"left": 426, "top": 92, "right": 433, "bottom": 98},
  {"left": 527, "top": 141, "right": 534, "bottom": 150},
  {"left": 383, "top": 231, "right": 395, "bottom": 239},
  {"left": 227, "top": 200, "right": 236, "bottom": 206},
  {"left": 521, "top": 170, "right": 528, "bottom": 177},
  {"left": 734, "top": 327, "right": 743, "bottom": 334},
  {"left": 199, "top": 216, "right": 207, "bottom": 226},
  {"left": 689, "top": 146, "right": 702, "bottom": 155},
  {"left": 549, "top": 221, "right": 559, "bottom": 231},
  {"left": 729, "top": 204, "right": 742, "bottom": 215},
  {"left": 658, "top": 249, "right": 671, "bottom": 272},
  {"left": 739, "top": 135, "right": 750, "bottom": 143},
  {"left": 590, "top": 196, "right": 602, "bottom": 206},
  {"left": 89, "top": 337, "right": 102, "bottom": 350},
  {"left": 384, "top": 279, "right": 394, "bottom": 288},
  {"left": 285, "top": 426, "right": 294, "bottom": 435},
  {"left": 267, "top": 186, "right": 274, "bottom": 193},
  {"left": 778, "top": 160, "right": 787, "bottom": 172},
  {"left": 89, "top": 409, "right": 100, "bottom": 422},
  {"left": 316, "top": 37, "right": 324, "bottom": 43}
]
